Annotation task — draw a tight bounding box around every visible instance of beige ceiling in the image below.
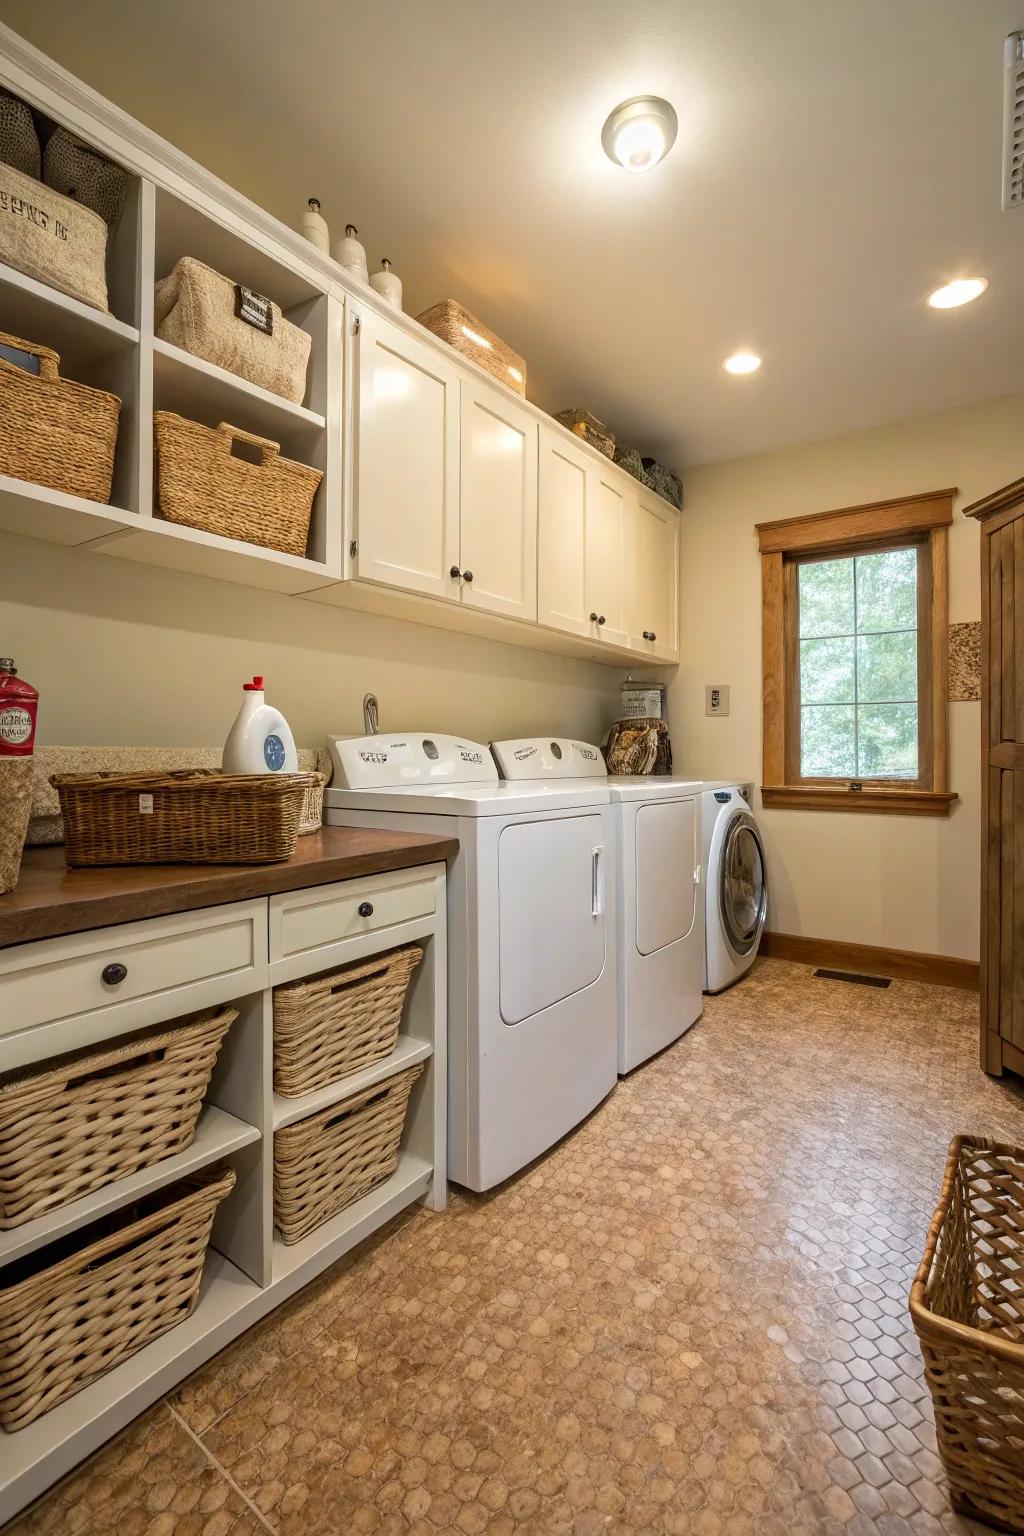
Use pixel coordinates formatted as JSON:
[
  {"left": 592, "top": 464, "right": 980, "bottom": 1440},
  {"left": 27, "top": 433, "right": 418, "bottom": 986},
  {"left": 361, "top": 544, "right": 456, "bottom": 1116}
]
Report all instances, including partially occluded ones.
[{"left": 4, "top": 0, "right": 1023, "bottom": 468}]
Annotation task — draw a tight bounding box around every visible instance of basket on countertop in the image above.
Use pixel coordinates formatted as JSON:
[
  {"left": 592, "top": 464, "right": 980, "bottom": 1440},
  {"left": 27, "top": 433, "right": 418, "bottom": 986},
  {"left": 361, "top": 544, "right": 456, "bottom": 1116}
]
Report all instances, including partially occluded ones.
[
  {"left": 642, "top": 458, "right": 683, "bottom": 509},
  {"left": 0, "top": 1007, "right": 236, "bottom": 1230},
  {"left": 554, "top": 409, "right": 615, "bottom": 459},
  {"left": 0, "top": 331, "right": 121, "bottom": 503},
  {"left": 51, "top": 769, "right": 322, "bottom": 866},
  {"left": 416, "top": 299, "right": 526, "bottom": 396},
  {"left": 274, "top": 945, "right": 423, "bottom": 1097},
  {"left": 910, "top": 1135, "right": 1024, "bottom": 1533},
  {"left": 0, "top": 1163, "right": 234, "bottom": 1431},
  {"left": 0, "top": 161, "right": 109, "bottom": 311},
  {"left": 153, "top": 412, "right": 322, "bottom": 558},
  {"left": 0, "top": 758, "right": 33, "bottom": 895},
  {"left": 274, "top": 1062, "right": 423, "bottom": 1243}
]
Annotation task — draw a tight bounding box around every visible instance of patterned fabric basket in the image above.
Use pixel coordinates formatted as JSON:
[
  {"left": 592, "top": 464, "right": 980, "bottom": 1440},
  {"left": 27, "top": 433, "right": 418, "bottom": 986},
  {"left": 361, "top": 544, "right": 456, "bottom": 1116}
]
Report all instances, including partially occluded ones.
[
  {"left": 273, "top": 945, "right": 423, "bottom": 1097},
  {"left": 910, "top": 1135, "right": 1024, "bottom": 1533},
  {"left": 43, "top": 127, "right": 132, "bottom": 234},
  {"left": 416, "top": 299, "right": 526, "bottom": 396},
  {"left": 154, "top": 412, "right": 322, "bottom": 558},
  {"left": 52, "top": 769, "right": 321, "bottom": 866},
  {"left": 0, "top": 1007, "right": 236, "bottom": 1230},
  {"left": 554, "top": 409, "right": 615, "bottom": 459},
  {"left": 0, "top": 1163, "right": 234, "bottom": 1431},
  {"left": 0, "top": 161, "right": 108, "bottom": 311},
  {"left": 0, "top": 331, "right": 120, "bottom": 503},
  {"left": 0, "top": 89, "right": 41, "bottom": 177},
  {"left": 274, "top": 1063, "right": 423, "bottom": 1244},
  {"left": 641, "top": 458, "right": 684, "bottom": 509},
  {"left": 614, "top": 445, "right": 656, "bottom": 489}
]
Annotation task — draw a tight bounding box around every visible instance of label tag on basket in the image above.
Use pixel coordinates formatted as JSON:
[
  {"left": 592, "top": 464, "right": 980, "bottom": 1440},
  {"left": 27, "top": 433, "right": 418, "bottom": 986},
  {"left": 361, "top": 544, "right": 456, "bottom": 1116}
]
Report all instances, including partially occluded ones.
[
  {"left": 138, "top": 793, "right": 154, "bottom": 814},
  {"left": 0, "top": 342, "right": 40, "bottom": 374},
  {"left": 234, "top": 284, "right": 274, "bottom": 335}
]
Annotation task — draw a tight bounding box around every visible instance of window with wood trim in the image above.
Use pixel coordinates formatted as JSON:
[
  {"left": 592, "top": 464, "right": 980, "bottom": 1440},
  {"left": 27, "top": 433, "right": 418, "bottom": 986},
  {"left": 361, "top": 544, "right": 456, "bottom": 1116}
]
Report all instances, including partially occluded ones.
[{"left": 758, "top": 490, "right": 958, "bottom": 817}]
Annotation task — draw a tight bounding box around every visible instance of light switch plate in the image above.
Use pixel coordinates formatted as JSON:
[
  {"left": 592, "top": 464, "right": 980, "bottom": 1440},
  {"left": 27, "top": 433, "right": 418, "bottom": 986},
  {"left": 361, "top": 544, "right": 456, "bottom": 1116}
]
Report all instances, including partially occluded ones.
[{"left": 706, "top": 684, "right": 730, "bottom": 717}]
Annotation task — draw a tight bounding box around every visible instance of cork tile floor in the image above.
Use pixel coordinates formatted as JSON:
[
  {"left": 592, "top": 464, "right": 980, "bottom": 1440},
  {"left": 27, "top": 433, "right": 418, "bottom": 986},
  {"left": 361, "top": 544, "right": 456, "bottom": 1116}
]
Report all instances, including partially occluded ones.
[{"left": 9, "top": 957, "right": 1024, "bottom": 1536}]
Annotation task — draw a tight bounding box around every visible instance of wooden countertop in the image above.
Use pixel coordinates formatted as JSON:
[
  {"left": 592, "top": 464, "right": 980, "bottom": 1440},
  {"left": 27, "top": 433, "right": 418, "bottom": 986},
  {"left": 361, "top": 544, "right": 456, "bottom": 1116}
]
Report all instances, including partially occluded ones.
[{"left": 0, "top": 826, "right": 458, "bottom": 947}]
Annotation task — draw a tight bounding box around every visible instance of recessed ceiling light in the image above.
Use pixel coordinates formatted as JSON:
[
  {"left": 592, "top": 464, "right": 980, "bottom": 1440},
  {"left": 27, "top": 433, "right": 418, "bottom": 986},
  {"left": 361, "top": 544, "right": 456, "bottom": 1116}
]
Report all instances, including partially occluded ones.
[
  {"left": 723, "top": 351, "right": 762, "bottom": 375},
  {"left": 601, "top": 96, "right": 678, "bottom": 173},
  {"left": 926, "top": 278, "right": 988, "bottom": 309}
]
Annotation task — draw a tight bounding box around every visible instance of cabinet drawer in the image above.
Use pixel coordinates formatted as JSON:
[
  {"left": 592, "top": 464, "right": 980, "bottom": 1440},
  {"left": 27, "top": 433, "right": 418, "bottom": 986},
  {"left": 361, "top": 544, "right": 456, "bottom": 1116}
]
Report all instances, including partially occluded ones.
[
  {"left": 0, "top": 900, "right": 266, "bottom": 1063},
  {"left": 269, "top": 868, "right": 437, "bottom": 965}
]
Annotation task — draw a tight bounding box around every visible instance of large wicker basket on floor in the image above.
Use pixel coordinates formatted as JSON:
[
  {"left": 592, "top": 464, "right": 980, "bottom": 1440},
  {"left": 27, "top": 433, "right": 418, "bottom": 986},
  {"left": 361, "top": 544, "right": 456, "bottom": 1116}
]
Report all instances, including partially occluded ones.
[
  {"left": 0, "top": 331, "right": 120, "bottom": 503},
  {"left": 416, "top": 299, "right": 526, "bottom": 396},
  {"left": 153, "top": 412, "right": 322, "bottom": 557},
  {"left": 52, "top": 769, "right": 320, "bottom": 866},
  {"left": 0, "top": 1007, "right": 236, "bottom": 1230},
  {"left": 0, "top": 1163, "right": 234, "bottom": 1431},
  {"left": 274, "top": 1062, "right": 423, "bottom": 1244},
  {"left": 273, "top": 945, "right": 423, "bottom": 1097},
  {"left": 910, "top": 1135, "right": 1024, "bottom": 1533}
]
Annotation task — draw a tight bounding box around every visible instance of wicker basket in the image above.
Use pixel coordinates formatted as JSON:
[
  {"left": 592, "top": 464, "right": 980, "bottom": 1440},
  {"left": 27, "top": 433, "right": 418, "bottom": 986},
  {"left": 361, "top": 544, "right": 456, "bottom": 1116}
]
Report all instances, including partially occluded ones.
[
  {"left": 641, "top": 458, "right": 683, "bottom": 509},
  {"left": 416, "top": 300, "right": 526, "bottom": 396},
  {"left": 614, "top": 445, "right": 656, "bottom": 489},
  {"left": 52, "top": 769, "right": 321, "bottom": 867},
  {"left": 0, "top": 162, "right": 109, "bottom": 311},
  {"left": 274, "top": 945, "right": 423, "bottom": 1098},
  {"left": 0, "top": 331, "right": 120, "bottom": 503},
  {"left": 554, "top": 409, "right": 615, "bottom": 459},
  {"left": 274, "top": 1062, "right": 423, "bottom": 1244},
  {"left": 0, "top": 757, "right": 32, "bottom": 895},
  {"left": 0, "top": 1007, "right": 236, "bottom": 1230},
  {"left": 154, "top": 412, "right": 322, "bottom": 558},
  {"left": 0, "top": 1163, "right": 234, "bottom": 1431},
  {"left": 910, "top": 1135, "right": 1024, "bottom": 1533}
]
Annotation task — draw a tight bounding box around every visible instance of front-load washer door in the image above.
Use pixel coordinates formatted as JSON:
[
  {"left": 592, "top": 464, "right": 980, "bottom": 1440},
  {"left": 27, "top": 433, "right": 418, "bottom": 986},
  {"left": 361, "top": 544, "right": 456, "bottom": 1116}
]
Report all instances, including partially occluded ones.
[
  {"left": 719, "top": 811, "right": 767, "bottom": 958},
  {"left": 499, "top": 813, "right": 607, "bottom": 1024},
  {"left": 635, "top": 798, "right": 698, "bottom": 956}
]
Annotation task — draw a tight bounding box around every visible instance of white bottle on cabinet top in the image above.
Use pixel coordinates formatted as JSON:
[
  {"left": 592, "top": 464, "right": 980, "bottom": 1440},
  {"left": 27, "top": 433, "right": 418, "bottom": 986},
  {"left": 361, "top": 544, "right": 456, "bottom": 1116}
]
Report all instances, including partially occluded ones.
[
  {"left": 222, "top": 676, "right": 298, "bottom": 774},
  {"left": 370, "top": 258, "right": 403, "bottom": 311},
  {"left": 333, "top": 223, "right": 368, "bottom": 283}
]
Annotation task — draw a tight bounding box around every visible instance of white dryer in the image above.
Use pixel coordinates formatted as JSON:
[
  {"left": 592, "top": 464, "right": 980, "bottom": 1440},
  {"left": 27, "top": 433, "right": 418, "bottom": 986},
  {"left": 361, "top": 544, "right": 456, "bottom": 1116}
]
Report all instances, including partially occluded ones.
[
  {"left": 606, "top": 776, "right": 706, "bottom": 1073},
  {"left": 702, "top": 783, "right": 768, "bottom": 992},
  {"left": 325, "top": 734, "right": 617, "bottom": 1192}
]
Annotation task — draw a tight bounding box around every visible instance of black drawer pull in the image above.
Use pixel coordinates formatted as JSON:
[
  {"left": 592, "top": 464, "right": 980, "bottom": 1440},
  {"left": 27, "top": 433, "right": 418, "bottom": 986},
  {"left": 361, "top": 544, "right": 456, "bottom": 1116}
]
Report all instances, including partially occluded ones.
[
  {"left": 101, "top": 962, "right": 128, "bottom": 986},
  {"left": 358, "top": 901, "right": 374, "bottom": 918}
]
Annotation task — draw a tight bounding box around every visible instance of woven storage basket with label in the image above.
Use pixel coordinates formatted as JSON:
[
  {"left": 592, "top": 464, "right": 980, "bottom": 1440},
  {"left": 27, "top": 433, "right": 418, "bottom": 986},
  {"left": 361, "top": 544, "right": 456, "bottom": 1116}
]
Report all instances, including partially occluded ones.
[
  {"left": 43, "top": 127, "right": 131, "bottom": 234},
  {"left": 0, "top": 89, "right": 41, "bottom": 178},
  {"left": 154, "top": 411, "right": 321, "bottom": 557},
  {"left": 0, "top": 162, "right": 108, "bottom": 310},
  {"left": 0, "top": 331, "right": 120, "bottom": 502},
  {"left": 155, "top": 256, "right": 312, "bottom": 404},
  {"left": 273, "top": 945, "right": 423, "bottom": 1097},
  {"left": 0, "top": 1163, "right": 234, "bottom": 1431},
  {"left": 274, "top": 1062, "right": 423, "bottom": 1243},
  {"left": 0, "top": 1006, "right": 236, "bottom": 1229},
  {"left": 416, "top": 299, "right": 526, "bottom": 396}
]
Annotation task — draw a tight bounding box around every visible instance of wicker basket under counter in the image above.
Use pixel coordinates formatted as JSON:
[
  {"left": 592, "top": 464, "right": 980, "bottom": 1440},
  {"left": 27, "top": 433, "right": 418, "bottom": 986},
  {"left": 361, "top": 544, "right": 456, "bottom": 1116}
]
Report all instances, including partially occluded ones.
[
  {"left": 273, "top": 945, "right": 423, "bottom": 1097},
  {"left": 0, "top": 331, "right": 121, "bottom": 504},
  {"left": 51, "top": 769, "right": 322, "bottom": 866},
  {"left": 0, "top": 1163, "right": 234, "bottom": 1431},
  {"left": 274, "top": 1062, "right": 423, "bottom": 1244}
]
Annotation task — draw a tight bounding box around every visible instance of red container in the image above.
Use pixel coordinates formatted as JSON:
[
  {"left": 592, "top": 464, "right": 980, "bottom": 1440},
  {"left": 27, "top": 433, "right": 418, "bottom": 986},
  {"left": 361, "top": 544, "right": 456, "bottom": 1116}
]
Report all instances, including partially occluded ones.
[{"left": 0, "top": 659, "right": 38, "bottom": 757}]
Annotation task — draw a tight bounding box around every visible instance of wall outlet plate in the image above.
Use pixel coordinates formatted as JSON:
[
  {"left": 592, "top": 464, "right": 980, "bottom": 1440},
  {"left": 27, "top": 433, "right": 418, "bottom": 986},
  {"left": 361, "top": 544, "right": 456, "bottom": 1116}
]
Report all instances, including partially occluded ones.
[{"left": 706, "top": 684, "right": 730, "bottom": 717}]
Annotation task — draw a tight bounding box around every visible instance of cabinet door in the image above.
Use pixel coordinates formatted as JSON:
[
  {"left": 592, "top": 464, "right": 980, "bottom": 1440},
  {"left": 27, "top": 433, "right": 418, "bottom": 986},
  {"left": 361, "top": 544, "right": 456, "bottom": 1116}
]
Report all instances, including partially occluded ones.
[
  {"left": 538, "top": 427, "right": 590, "bottom": 638},
  {"left": 351, "top": 305, "right": 460, "bottom": 598},
  {"left": 987, "top": 515, "right": 1024, "bottom": 1056},
  {"left": 459, "top": 381, "right": 537, "bottom": 621},
  {"left": 585, "top": 465, "right": 629, "bottom": 648},
  {"left": 627, "top": 493, "right": 680, "bottom": 660}
]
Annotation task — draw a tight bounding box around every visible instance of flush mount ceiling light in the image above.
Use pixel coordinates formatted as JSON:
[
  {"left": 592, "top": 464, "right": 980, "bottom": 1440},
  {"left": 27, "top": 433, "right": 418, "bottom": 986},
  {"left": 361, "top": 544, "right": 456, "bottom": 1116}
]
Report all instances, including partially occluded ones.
[
  {"left": 602, "top": 95, "right": 678, "bottom": 173},
  {"left": 723, "top": 351, "right": 762, "bottom": 375},
  {"left": 927, "top": 278, "right": 988, "bottom": 309}
]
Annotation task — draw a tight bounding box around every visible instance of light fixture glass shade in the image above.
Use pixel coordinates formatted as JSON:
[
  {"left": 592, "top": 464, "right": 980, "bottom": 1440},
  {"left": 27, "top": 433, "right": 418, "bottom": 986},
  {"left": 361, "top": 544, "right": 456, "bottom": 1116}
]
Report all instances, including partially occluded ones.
[
  {"left": 926, "top": 278, "right": 988, "bottom": 309},
  {"left": 602, "top": 96, "right": 678, "bottom": 172},
  {"left": 723, "top": 352, "right": 762, "bottom": 375}
]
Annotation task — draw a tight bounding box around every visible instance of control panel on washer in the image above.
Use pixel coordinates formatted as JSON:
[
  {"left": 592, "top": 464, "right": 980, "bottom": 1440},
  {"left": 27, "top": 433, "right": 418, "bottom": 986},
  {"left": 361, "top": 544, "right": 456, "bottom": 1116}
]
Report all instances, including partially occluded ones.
[
  {"left": 328, "top": 732, "right": 496, "bottom": 788},
  {"left": 491, "top": 738, "right": 606, "bottom": 780}
]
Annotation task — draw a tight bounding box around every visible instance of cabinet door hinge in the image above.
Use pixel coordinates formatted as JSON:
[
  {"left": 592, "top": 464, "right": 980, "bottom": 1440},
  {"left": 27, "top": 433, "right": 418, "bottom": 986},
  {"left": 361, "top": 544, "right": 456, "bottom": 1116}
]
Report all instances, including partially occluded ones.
[
  {"left": 353, "top": 316, "right": 361, "bottom": 335},
  {"left": 349, "top": 540, "right": 358, "bottom": 558}
]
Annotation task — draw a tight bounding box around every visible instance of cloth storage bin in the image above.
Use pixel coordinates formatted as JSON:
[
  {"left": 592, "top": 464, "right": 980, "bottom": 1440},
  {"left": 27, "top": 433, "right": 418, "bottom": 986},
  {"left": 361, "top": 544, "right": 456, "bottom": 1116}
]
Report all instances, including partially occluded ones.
[
  {"left": 0, "top": 1006, "right": 236, "bottom": 1229},
  {"left": 614, "top": 445, "right": 656, "bottom": 489},
  {"left": 641, "top": 458, "right": 683, "bottom": 508},
  {"left": 154, "top": 256, "right": 312, "bottom": 404},
  {"left": 910, "top": 1135, "right": 1024, "bottom": 1533},
  {"left": 273, "top": 945, "right": 423, "bottom": 1097},
  {"left": 153, "top": 411, "right": 322, "bottom": 558},
  {"left": 0, "top": 330, "right": 121, "bottom": 503},
  {"left": 554, "top": 408, "right": 614, "bottom": 459},
  {"left": 416, "top": 299, "right": 526, "bottom": 396},
  {"left": 0, "top": 1163, "right": 234, "bottom": 1431},
  {"left": 0, "top": 90, "right": 41, "bottom": 178},
  {"left": 0, "top": 162, "right": 108, "bottom": 311},
  {"left": 43, "top": 127, "right": 132, "bottom": 234},
  {"left": 274, "top": 1062, "right": 424, "bottom": 1243}
]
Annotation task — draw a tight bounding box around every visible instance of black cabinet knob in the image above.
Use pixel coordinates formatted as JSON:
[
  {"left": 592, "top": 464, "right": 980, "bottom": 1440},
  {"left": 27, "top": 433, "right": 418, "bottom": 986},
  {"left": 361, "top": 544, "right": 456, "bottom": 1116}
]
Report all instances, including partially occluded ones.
[
  {"left": 597, "top": 614, "right": 606, "bottom": 626},
  {"left": 589, "top": 611, "right": 599, "bottom": 622},
  {"left": 358, "top": 901, "right": 374, "bottom": 918},
  {"left": 101, "top": 962, "right": 128, "bottom": 986},
  {"left": 463, "top": 569, "right": 473, "bottom": 583},
  {"left": 649, "top": 631, "right": 656, "bottom": 641},
  {"left": 643, "top": 630, "right": 654, "bottom": 641},
  {"left": 449, "top": 565, "right": 461, "bottom": 579}
]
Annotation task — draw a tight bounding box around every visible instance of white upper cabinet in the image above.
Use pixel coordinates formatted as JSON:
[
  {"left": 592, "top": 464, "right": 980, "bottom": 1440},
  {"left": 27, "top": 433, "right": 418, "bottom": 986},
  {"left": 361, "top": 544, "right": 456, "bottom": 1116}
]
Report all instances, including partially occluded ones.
[
  {"left": 350, "top": 305, "right": 460, "bottom": 598},
  {"left": 458, "top": 380, "right": 537, "bottom": 621},
  {"left": 584, "top": 462, "right": 629, "bottom": 650},
  {"left": 538, "top": 428, "right": 590, "bottom": 638},
  {"left": 626, "top": 491, "right": 679, "bottom": 660}
]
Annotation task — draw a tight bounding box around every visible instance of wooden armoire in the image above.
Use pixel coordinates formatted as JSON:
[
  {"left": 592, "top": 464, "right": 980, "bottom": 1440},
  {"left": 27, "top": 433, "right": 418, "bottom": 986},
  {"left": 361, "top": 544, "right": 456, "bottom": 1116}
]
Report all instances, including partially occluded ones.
[{"left": 965, "top": 477, "right": 1024, "bottom": 1079}]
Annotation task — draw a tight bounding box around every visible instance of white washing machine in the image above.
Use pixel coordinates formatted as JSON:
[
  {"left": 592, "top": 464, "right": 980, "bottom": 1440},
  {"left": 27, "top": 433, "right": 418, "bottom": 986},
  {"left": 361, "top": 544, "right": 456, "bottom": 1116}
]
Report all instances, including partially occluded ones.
[
  {"left": 606, "top": 776, "right": 706, "bottom": 1074},
  {"left": 702, "top": 783, "right": 768, "bottom": 992},
  {"left": 325, "top": 734, "right": 618, "bottom": 1192}
]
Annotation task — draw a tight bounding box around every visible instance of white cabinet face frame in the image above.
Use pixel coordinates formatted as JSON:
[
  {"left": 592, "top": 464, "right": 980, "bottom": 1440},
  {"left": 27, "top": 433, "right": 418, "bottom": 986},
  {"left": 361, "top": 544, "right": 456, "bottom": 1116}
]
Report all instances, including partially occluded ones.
[
  {"left": 458, "top": 380, "right": 538, "bottom": 622},
  {"left": 538, "top": 427, "right": 591, "bottom": 639},
  {"left": 585, "top": 464, "right": 630, "bottom": 649},
  {"left": 628, "top": 492, "right": 680, "bottom": 660}
]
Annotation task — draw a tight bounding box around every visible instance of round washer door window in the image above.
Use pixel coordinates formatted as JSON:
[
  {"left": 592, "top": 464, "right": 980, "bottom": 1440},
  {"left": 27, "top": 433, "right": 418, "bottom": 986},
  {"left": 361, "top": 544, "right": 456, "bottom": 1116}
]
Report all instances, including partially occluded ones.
[{"left": 720, "top": 813, "right": 767, "bottom": 957}]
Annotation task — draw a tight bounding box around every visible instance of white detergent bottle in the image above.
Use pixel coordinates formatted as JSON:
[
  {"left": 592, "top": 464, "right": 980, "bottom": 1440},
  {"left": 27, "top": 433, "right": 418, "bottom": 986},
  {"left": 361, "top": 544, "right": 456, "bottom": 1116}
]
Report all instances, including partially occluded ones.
[{"left": 222, "top": 676, "right": 298, "bottom": 774}]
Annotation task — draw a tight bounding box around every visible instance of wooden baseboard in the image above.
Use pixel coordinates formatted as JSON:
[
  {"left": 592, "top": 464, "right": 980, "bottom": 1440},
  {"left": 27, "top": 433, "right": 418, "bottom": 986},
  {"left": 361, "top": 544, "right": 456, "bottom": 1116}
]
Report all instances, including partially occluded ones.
[{"left": 761, "top": 931, "right": 980, "bottom": 991}]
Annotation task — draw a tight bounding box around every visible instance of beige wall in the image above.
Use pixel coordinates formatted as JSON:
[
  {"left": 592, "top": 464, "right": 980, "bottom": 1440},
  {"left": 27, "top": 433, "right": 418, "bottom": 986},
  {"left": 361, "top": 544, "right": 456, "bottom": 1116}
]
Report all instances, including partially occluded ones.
[
  {"left": 0, "top": 533, "right": 619, "bottom": 749},
  {"left": 668, "top": 392, "right": 1024, "bottom": 963}
]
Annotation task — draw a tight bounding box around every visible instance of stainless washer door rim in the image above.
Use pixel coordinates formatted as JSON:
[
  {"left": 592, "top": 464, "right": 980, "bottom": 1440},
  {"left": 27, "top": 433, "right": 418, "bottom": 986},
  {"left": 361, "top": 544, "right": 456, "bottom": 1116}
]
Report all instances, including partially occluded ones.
[{"left": 719, "top": 810, "right": 767, "bottom": 959}]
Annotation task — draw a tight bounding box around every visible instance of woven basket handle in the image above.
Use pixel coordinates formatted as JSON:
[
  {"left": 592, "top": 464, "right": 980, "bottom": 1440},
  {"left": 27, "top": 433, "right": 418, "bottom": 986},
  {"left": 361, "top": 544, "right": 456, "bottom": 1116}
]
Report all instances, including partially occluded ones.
[
  {"left": 216, "top": 422, "right": 280, "bottom": 464},
  {"left": 0, "top": 332, "right": 60, "bottom": 381}
]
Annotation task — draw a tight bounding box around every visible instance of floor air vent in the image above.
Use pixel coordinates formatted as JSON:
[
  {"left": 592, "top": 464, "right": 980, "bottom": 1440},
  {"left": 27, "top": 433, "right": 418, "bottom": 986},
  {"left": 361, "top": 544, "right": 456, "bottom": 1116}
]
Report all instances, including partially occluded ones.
[
  {"left": 813, "top": 968, "right": 892, "bottom": 989},
  {"left": 1004, "top": 32, "right": 1024, "bottom": 210}
]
